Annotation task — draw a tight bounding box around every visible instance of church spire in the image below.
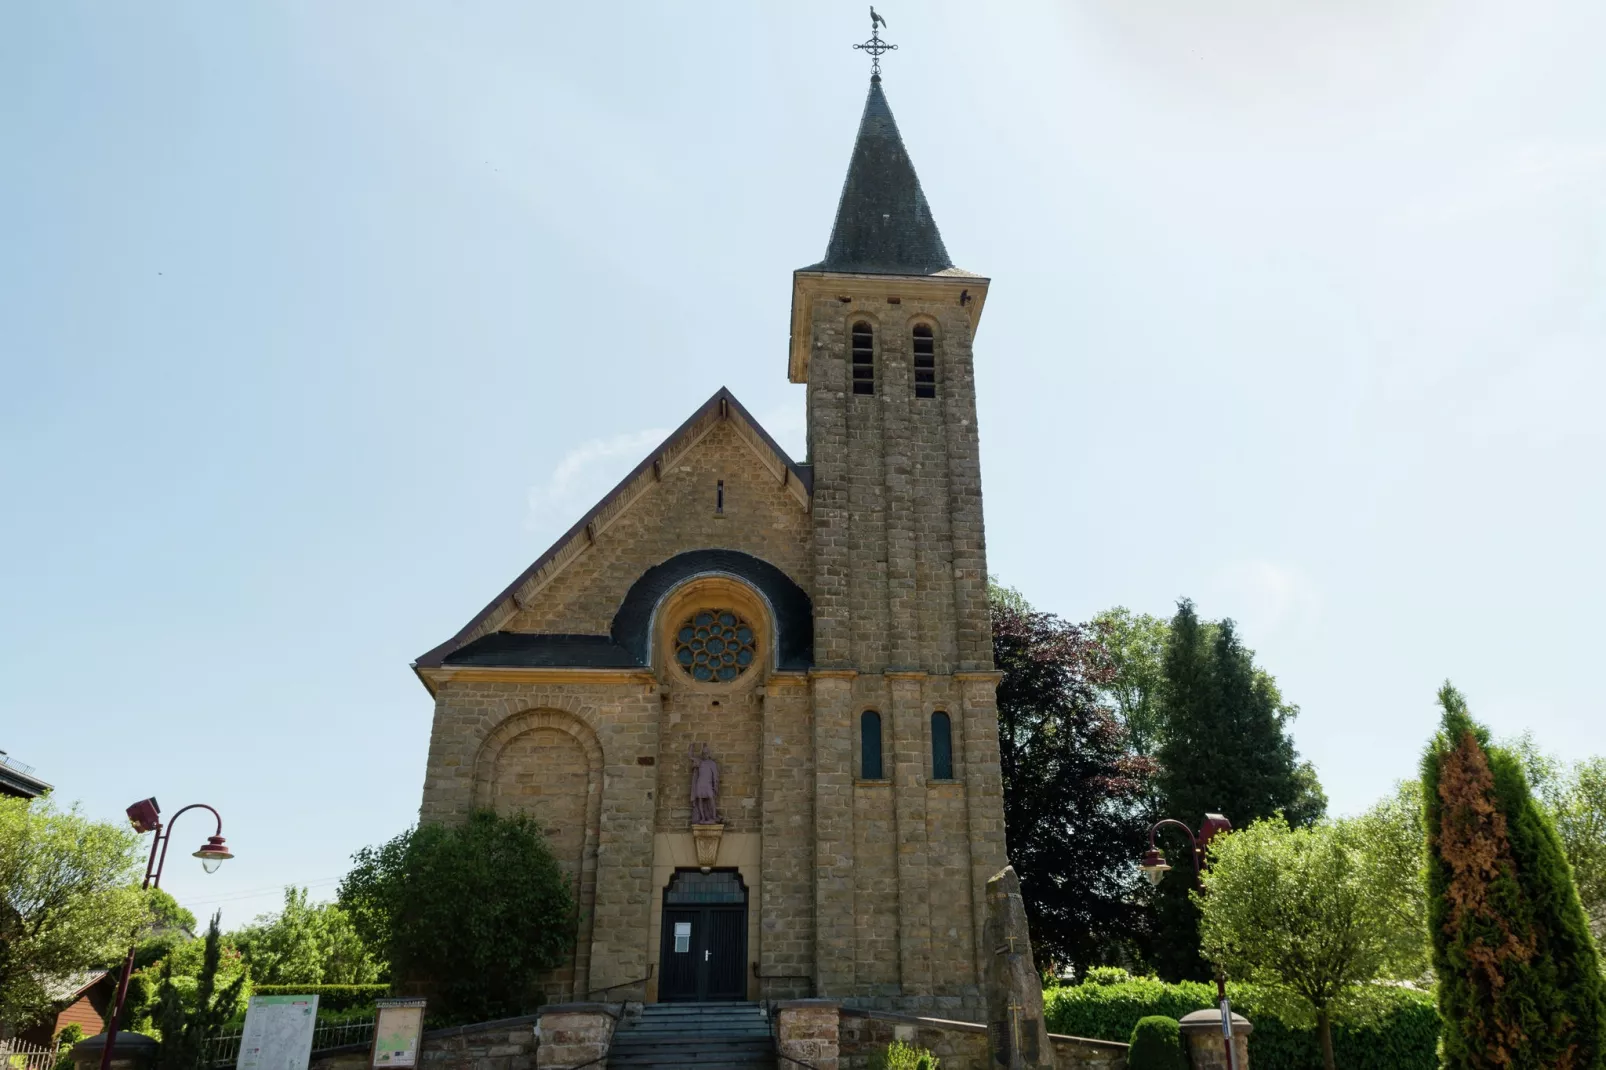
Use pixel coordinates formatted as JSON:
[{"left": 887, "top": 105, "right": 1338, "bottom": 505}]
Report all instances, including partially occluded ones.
[{"left": 804, "top": 76, "right": 958, "bottom": 277}]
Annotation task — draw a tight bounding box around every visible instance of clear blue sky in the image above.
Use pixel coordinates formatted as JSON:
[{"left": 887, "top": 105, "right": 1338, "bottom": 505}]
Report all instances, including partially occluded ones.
[{"left": 4, "top": 1, "right": 1604, "bottom": 928}]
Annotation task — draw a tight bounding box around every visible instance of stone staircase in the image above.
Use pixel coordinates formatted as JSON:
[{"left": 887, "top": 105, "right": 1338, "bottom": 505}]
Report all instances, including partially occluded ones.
[{"left": 607, "top": 1002, "right": 777, "bottom": 1070}]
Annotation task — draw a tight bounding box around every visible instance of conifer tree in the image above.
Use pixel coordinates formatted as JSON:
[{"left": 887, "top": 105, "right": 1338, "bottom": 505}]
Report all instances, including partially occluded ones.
[
  {"left": 1150, "top": 599, "right": 1325, "bottom": 981},
  {"left": 1423, "top": 684, "right": 1605, "bottom": 1069}
]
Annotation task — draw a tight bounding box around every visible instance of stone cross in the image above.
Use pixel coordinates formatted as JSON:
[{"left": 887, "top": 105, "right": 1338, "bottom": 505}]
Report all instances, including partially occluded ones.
[{"left": 984, "top": 865, "right": 1055, "bottom": 1069}]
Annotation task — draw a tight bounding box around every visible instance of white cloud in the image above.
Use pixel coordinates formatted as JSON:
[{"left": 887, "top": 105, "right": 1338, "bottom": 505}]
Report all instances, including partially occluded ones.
[
  {"left": 525, "top": 428, "right": 667, "bottom": 533},
  {"left": 1208, "top": 560, "right": 1322, "bottom": 632}
]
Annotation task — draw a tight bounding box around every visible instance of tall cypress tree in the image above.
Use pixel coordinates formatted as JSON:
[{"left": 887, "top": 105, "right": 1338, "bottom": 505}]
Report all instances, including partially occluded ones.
[
  {"left": 1150, "top": 599, "right": 1325, "bottom": 981},
  {"left": 1424, "top": 684, "right": 1604, "bottom": 1069}
]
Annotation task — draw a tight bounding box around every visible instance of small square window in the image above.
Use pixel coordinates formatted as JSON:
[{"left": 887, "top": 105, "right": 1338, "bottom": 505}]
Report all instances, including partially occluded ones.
[{"left": 674, "top": 922, "right": 691, "bottom": 953}]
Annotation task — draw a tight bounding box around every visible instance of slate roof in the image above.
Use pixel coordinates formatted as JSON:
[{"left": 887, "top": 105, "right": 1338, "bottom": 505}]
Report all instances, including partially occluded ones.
[
  {"left": 443, "top": 633, "right": 640, "bottom": 669},
  {"left": 802, "top": 75, "right": 965, "bottom": 277}
]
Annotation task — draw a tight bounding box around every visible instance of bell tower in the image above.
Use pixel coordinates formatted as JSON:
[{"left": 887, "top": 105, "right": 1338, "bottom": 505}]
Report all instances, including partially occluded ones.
[
  {"left": 789, "top": 73, "right": 993, "bottom": 676},
  {"left": 789, "top": 71, "right": 1005, "bottom": 1013}
]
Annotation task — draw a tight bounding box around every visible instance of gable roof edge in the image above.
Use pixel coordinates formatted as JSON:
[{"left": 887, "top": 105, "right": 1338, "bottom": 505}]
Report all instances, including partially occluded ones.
[{"left": 413, "top": 387, "right": 809, "bottom": 670}]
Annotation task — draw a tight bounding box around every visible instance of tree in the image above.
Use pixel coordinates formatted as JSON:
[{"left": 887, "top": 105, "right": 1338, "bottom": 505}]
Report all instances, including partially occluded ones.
[
  {"left": 1503, "top": 734, "right": 1606, "bottom": 941},
  {"left": 124, "top": 918, "right": 249, "bottom": 1036},
  {"left": 0, "top": 796, "right": 146, "bottom": 1029},
  {"left": 151, "top": 914, "right": 246, "bottom": 1070},
  {"left": 1091, "top": 607, "right": 1170, "bottom": 760},
  {"left": 1348, "top": 780, "right": 1431, "bottom": 981},
  {"left": 1150, "top": 600, "right": 1325, "bottom": 981},
  {"left": 233, "top": 886, "right": 379, "bottom": 986},
  {"left": 1552, "top": 757, "right": 1606, "bottom": 940},
  {"left": 1423, "top": 683, "right": 1604, "bottom": 1069},
  {"left": 132, "top": 889, "right": 198, "bottom": 973},
  {"left": 992, "top": 597, "right": 1156, "bottom": 974},
  {"left": 337, "top": 811, "right": 574, "bottom": 1023},
  {"left": 1198, "top": 817, "right": 1404, "bottom": 1070}
]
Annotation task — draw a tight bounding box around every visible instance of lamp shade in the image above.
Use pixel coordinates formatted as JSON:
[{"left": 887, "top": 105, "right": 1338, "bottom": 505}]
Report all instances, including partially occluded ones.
[
  {"left": 1139, "top": 848, "right": 1170, "bottom": 886},
  {"left": 194, "top": 835, "right": 233, "bottom": 874}
]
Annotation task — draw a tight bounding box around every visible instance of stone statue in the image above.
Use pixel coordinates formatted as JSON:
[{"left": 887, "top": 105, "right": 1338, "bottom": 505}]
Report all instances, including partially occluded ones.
[
  {"left": 688, "top": 743, "right": 721, "bottom": 825},
  {"left": 984, "top": 865, "right": 1055, "bottom": 1069}
]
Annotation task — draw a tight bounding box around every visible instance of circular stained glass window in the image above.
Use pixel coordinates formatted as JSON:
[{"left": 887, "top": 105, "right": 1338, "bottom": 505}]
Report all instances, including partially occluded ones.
[{"left": 673, "top": 609, "right": 757, "bottom": 683}]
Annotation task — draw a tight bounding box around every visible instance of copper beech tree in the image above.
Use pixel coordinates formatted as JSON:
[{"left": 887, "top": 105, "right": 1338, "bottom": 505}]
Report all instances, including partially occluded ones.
[
  {"left": 1424, "top": 684, "right": 1604, "bottom": 1069},
  {"left": 991, "top": 594, "right": 1156, "bottom": 973}
]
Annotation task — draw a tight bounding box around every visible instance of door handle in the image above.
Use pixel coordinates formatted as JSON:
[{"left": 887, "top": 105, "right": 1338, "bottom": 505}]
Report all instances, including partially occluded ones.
[{"left": 704, "top": 950, "right": 711, "bottom": 962}]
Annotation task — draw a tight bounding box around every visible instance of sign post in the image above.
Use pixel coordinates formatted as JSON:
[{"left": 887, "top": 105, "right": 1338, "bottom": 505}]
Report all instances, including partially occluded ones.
[{"left": 370, "top": 999, "right": 427, "bottom": 1069}]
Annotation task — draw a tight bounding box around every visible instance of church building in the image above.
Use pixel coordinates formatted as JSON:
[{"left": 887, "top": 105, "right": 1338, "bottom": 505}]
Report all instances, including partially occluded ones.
[{"left": 413, "top": 72, "right": 1007, "bottom": 1019}]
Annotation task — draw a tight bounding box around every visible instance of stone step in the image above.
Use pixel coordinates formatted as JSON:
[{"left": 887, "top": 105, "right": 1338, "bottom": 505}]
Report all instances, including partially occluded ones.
[{"left": 608, "top": 1003, "right": 775, "bottom": 1069}]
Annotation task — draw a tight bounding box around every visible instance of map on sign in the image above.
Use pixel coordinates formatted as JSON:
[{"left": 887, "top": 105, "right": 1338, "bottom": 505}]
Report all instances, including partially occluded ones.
[
  {"left": 237, "top": 994, "right": 319, "bottom": 1070},
  {"left": 371, "top": 999, "right": 426, "bottom": 1068}
]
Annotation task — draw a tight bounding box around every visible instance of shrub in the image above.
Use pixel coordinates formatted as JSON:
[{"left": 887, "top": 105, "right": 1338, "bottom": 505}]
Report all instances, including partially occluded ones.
[
  {"left": 1127, "top": 1016, "right": 1184, "bottom": 1070},
  {"left": 869, "top": 1039, "right": 939, "bottom": 1070},
  {"left": 51, "top": 1025, "right": 85, "bottom": 1070},
  {"left": 250, "top": 985, "right": 390, "bottom": 1011},
  {"left": 153, "top": 914, "right": 247, "bottom": 1070},
  {"left": 1045, "top": 977, "right": 1440, "bottom": 1070},
  {"left": 338, "top": 811, "right": 574, "bottom": 1024}
]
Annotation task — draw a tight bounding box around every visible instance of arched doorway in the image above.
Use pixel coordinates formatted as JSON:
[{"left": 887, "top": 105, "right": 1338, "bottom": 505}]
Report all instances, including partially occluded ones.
[{"left": 657, "top": 869, "right": 748, "bottom": 1001}]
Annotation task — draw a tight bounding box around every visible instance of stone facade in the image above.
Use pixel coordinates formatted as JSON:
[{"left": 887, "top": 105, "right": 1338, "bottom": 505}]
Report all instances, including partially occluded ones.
[{"left": 414, "top": 77, "right": 1007, "bottom": 1019}]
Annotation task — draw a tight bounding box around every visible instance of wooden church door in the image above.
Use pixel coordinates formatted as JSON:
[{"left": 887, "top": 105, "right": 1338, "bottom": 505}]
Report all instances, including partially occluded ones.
[{"left": 657, "top": 870, "right": 748, "bottom": 1001}]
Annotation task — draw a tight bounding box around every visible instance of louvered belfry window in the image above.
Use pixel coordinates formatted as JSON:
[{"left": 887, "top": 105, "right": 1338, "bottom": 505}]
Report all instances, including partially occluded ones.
[
  {"left": 851, "top": 321, "right": 875, "bottom": 395},
  {"left": 913, "top": 323, "right": 936, "bottom": 399}
]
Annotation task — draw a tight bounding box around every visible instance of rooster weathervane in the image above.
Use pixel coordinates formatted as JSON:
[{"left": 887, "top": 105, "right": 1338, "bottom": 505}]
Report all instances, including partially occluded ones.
[{"left": 854, "top": 7, "right": 897, "bottom": 78}]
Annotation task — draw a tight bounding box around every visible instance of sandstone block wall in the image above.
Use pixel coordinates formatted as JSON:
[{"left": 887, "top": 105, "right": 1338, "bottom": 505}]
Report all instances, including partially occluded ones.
[
  {"left": 506, "top": 420, "right": 813, "bottom": 636},
  {"left": 307, "top": 1016, "right": 545, "bottom": 1070},
  {"left": 839, "top": 1009, "right": 1129, "bottom": 1070}
]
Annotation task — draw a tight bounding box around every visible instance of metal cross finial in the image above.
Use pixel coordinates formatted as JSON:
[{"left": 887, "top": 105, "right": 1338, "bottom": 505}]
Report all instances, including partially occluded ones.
[{"left": 855, "top": 7, "right": 897, "bottom": 78}]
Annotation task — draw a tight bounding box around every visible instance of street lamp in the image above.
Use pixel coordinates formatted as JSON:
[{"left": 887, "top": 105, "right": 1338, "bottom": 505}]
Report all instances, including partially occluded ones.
[
  {"left": 1140, "top": 813, "right": 1231, "bottom": 889},
  {"left": 1140, "top": 813, "right": 1237, "bottom": 1070},
  {"left": 100, "top": 798, "right": 234, "bottom": 1070}
]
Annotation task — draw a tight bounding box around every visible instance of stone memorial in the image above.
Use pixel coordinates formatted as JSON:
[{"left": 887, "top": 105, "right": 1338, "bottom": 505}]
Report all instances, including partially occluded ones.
[{"left": 984, "top": 866, "right": 1055, "bottom": 1069}]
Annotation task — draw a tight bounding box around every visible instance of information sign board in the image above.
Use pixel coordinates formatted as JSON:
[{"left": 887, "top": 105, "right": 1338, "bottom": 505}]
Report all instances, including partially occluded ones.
[
  {"left": 370, "top": 999, "right": 427, "bottom": 1068},
  {"left": 237, "top": 994, "right": 319, "bottom": 1070}
]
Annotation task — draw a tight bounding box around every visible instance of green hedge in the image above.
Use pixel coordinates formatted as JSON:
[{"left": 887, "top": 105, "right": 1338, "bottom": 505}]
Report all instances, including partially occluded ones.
[
  {"left": 1044, "top": 977, "right": 1439, "bottom": 1070},
  {"left": 251, "top": 985, "right": 390, "bottom": 1011}
]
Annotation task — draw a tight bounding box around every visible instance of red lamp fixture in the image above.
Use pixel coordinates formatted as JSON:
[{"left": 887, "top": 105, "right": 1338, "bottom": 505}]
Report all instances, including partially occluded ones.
[{"left": 193, "top": 834, "right": 233, "bottom": 874}]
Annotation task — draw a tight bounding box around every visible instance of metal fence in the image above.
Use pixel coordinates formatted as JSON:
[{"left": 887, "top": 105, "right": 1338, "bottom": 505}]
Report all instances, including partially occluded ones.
[
  {"left": 0, "top": 1037, "right": 57, "bottom": 1070},
  {"left": 202, "top": 1021, "right": 375, "bottom": 1068}
]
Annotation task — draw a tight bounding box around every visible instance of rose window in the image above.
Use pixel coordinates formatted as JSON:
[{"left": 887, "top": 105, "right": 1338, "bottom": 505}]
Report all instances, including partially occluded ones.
[{"left": 674, "top": 610, "right": 757, "bottom": 682}]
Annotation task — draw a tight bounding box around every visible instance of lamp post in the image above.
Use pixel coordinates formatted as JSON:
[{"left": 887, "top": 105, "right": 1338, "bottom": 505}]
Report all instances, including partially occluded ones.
[
  {"left": 100, "top": 798, "right": 234, "bottom": 1070},
  {"left": 1139, "top": 813, "right": 1237, "bottom": 1070}
]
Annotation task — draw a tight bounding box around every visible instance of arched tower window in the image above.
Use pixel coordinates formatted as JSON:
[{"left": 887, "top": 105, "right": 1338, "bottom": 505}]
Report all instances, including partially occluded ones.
[
  {"left": 860, "top": 710, "right": 884, "bottom": 779},
  {"left": 851, "top": 321, "right": 875, "bottom": 396},
  {"left": 931, "top": 711, "right": 953, "bottom": 780},
  {"left": 912, "top": 323, "right": 936, "bottom": 399}
]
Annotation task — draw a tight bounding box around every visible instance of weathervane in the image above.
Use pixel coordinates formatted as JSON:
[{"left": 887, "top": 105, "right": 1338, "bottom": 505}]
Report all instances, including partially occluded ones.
[{"left": 854, "top": 7, "right": 897, "bottom": 78}]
